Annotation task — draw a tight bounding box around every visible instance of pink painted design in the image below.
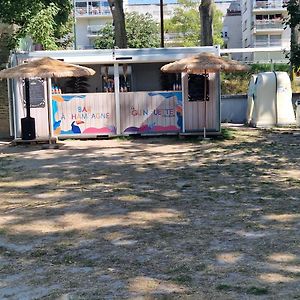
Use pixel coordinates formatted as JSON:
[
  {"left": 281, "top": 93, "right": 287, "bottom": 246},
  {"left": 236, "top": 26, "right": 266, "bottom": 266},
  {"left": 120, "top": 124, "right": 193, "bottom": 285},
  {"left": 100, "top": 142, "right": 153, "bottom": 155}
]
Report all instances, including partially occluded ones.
[
  {"left": 83, "top": 126, "right": 116, "bottom": 134},
  {"left": 124, "top": 125, "right": 179, "bottom": 133}
]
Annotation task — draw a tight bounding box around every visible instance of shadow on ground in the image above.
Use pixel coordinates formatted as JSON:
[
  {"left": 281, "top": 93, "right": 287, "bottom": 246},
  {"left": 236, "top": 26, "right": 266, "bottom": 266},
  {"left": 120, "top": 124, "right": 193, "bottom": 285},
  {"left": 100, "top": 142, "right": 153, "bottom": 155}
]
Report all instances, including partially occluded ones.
[{"left": 0, "top": 129, "right": 299, "bottom": 299}]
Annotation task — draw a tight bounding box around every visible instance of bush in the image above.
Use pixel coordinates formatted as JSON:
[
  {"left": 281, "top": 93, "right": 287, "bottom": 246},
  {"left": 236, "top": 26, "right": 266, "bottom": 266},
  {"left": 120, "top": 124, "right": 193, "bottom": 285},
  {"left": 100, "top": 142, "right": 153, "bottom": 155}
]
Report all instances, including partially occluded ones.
[{"left": 221, "top": 63, "right": 291, "bottom": 95}]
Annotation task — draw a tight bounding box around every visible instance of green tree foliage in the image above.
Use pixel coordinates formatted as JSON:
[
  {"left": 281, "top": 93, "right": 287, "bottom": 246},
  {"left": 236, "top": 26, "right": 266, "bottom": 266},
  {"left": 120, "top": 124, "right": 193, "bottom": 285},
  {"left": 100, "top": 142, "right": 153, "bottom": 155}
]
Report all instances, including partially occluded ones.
[
  {"left": 126, "top": 12, "right": 160, "bottom": 48},
  {"left": 94, "top": 12, "right": 159, "bottom": 49},
  {"left": 212, "top": 6, "right": 223, "bottom": 46},
  {"left": 165, "top": 0, "right": 223, "bottom": 47},
  {"left": 0, "top": 0, "right": 72, "bottom": 49},
  {"left": 165, "top": 0, "right": 200, "bottom": 46},
  {"left": 285, "top": 0, "right": 300, "bottom": 71},
  {"left": 222, "top": 63, "right": 290, "bottom": 94},
  {"left": 26, "top": 4, "right": 59, "bottom": 50},
  {"left": 93, "top": 24, "right": 115, "bottom": 49}
]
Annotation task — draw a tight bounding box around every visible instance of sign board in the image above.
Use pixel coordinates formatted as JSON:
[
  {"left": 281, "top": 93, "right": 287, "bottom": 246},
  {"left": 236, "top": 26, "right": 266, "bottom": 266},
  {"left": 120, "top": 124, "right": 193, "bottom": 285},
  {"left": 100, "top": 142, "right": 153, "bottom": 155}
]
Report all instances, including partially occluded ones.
[{"left": 25, "top": 79, "right": 45, "bottom": 108}]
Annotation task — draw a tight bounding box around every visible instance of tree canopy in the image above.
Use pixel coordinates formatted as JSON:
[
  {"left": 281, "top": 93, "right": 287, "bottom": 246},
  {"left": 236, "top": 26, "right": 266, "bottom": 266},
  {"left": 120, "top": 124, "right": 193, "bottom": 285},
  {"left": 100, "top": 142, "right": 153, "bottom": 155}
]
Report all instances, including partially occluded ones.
[
  {"left": 0, "top": 0, "right": 73, "bottom": 49},
  {"left": 285, "top": 0, "right": 300, "bottom": 71},
  {"left": 164, "top": 0, "right": 223, "bottom": 47},
  {"left": 94, "top": 12, "right": 160, "bottom": 49}
]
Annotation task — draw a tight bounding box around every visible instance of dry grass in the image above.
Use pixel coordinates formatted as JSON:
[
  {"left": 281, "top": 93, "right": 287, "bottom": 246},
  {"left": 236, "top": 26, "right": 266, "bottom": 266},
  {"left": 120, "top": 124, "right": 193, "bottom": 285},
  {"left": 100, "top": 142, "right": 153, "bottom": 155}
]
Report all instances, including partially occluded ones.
[{"left": 0, "top": 128, "right": 299, "bottom": 299}]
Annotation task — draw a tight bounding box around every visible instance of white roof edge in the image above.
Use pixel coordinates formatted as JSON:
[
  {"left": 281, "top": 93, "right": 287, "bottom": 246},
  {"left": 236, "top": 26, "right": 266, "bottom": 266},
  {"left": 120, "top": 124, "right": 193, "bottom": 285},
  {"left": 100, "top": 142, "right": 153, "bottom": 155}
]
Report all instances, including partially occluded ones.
[
  {"left": 13, "top": 46, "right": 219, "bottom": 65},
  {"left": 220, "top": 47, "right": 290, "bottom": 54}
]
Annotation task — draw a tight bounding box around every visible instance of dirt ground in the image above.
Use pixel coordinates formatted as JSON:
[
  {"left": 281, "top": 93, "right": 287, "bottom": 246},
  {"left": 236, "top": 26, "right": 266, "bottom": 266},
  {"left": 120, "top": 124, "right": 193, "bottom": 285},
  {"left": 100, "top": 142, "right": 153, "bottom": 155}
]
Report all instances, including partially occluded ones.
[{"left": 0, "top": 128, "right": 299, "bottom": 300}]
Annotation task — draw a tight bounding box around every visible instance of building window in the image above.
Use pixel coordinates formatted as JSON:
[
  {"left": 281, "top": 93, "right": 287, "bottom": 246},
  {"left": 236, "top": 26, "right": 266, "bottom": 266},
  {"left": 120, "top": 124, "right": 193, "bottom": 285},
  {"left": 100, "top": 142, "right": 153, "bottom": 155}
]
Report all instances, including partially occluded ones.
[
  {"left": 255, "top": 34, "right": 281, "bottom": 47},
  {"left": 255, "top": 35, "right": 268, "bottom": 46},
  {"left": 270, "top": 35, "right": 282, "bottom": 46}
]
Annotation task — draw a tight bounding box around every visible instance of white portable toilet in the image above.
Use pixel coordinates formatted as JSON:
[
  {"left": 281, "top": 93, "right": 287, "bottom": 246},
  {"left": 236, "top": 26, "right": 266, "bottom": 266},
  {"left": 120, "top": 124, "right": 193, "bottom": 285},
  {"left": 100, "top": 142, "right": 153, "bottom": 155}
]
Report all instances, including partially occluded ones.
[
  {"left": 296, "top": 100, "right": 300, "bottom": 126},
  {"left": 248, "top": 72, "right": 296, "bottom": 127}
]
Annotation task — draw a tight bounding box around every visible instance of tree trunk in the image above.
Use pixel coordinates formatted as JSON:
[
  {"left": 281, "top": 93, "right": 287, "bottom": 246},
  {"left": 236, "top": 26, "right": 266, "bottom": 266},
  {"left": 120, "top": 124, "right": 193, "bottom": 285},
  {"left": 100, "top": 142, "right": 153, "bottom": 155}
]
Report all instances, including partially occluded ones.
[
  {"left": 0, "top": 28, "right": 12, "bottom": 138},
  {"left": 108, "top": 0, "right": 127, "bottom": 48},
  {"left": 199, "top": 0, "right": 213, "bottom": 46}
]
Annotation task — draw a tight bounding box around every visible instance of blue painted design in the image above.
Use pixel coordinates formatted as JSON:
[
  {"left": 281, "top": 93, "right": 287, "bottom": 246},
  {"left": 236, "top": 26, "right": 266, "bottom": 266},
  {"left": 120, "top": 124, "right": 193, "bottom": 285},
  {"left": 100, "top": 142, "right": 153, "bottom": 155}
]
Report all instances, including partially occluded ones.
[
  {"left": 71, "top": 121, "right": 82, "bottom": 134},
  {"left": 60, "top": 129, "right": 74, "bottom": 135},
  {"left": 148, "top": 91, "right": 183, "bottom": 131},
  {"left": 176, "top": 112, "right": 182, "bottom": 129},
  {"left": 52, "top": 95, "right": 86, "bottom": 132},
  {"left": 52, "top": 100, "right": 61, "bottom": 130},
  {"left": 148, "top": 91, "right": 181, "bottom": 101},
  {"left": 61, "top": 95, "right": 86, "bottom": 102}
]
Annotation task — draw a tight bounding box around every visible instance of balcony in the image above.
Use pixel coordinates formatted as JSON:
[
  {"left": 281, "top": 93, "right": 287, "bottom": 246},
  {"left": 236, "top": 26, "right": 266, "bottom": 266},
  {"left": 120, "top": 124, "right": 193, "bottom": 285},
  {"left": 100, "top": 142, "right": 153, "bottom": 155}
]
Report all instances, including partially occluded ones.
[
  {"left": 255, "top": 40, "right": 281, "bottom": 47},
  {"left": 87, "top": 25, "right": 105, "bottom": 36},
  {"left": 253, "top": 0, "right": 288, "bottom": 12},
  {"left": 75, "top": 2, "right": 111, "bottom": 17},
  {"left": 253, "top": 19, "right": 284, "bottom": 33}
]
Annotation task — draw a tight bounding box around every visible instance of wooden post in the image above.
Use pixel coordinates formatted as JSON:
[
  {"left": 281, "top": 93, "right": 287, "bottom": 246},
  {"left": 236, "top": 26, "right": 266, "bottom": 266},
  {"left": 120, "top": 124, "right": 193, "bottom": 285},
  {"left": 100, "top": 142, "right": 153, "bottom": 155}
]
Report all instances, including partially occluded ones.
[
  {"left": 47, "top": 78, "right": 53, "bottom": 143},
  {"left": 181, "top": 72, "right": 186, "bottom": 133},
  {"left": 114, "top": 63, "right": 121, "bottom": 134}
]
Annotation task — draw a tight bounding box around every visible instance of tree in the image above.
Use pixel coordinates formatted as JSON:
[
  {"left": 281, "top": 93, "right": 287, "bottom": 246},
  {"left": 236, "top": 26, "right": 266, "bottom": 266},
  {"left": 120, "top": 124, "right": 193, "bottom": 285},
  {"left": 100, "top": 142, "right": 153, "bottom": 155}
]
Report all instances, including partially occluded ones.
[
  {"left": 94, "top": 12, "right": 160, "bottom": 49},
  {"left": 165, "top": 0, "right": 200, "bottom": 46},
  {"left": 0, "top": 0, "right": 72, "bottom": 49},
  {"left": 199, "top": 0, "right": 213, "bottom": 46},
  {"left": 285, "top": 0, "right": 300, "bottom": 71},
  {"left": 26, "top": 4, "right": 59, "bottom": 50},
  {"left": 126, "top": 12, "right": 160, "bottom": 48},
  {"left": 93, "top": 24, "right": 115, "bottom": 49},
  {"left": 107, "top": 0, "right": 127, "bottom": 48},
  {"left": 164, "top": 0, "right": 223, "bottom": 47}
]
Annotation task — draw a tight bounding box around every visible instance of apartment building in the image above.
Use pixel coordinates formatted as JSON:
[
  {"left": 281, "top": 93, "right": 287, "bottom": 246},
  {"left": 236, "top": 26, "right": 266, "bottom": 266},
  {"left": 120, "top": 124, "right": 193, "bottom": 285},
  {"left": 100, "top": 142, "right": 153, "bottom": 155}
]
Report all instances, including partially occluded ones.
[
  {"left": 241, "top": 0, "right": 290, "bottom": 62},
  {"left": 73, "top": 0, "right": 238, "bottom": 49},
  {"left": 73, "top": 0, "right": 290, "bottom": 62},
  {"left": 74, "top": 0, "right": 117, "bottom": 49},
  {"left": 222, "top": 1, "right": 243, "bottom": 60},
  {"left": 125, "top": 0, "right": 236, "bottom": 46}
]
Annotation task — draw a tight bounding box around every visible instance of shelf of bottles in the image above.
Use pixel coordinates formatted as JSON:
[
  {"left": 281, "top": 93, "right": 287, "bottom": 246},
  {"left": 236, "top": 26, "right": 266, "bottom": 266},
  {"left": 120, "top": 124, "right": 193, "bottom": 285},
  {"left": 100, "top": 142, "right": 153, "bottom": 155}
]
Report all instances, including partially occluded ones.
[
  {"left": 172, "top": 74, "right": 182, "bottom": 91},
  {"left": 102, "top": 75, "right": 131, "bottom": 93},
  {"left": 52, "top": 85, "right": 62, "bottom": 94}
]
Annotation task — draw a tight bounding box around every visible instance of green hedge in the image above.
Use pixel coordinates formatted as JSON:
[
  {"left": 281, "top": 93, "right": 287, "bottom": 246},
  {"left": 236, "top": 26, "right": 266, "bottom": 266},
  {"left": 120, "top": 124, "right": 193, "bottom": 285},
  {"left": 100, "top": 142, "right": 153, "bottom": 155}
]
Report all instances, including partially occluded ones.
[{"left": 221, "top": 63, "right": 290, "bottom": 95}]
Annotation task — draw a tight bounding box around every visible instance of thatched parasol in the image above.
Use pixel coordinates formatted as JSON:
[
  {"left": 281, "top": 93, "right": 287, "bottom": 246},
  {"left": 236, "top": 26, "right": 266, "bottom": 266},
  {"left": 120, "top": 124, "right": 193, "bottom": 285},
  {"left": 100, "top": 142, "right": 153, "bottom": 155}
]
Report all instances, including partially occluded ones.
[
  {"left": 0, "top": 57, "right": 96, "bottom": 79},
  {"left": 160, "top": 52, "right": 250, "bottom": 74},
  {"left": 0, "top": 57, "right": 96, "bottom": 141},
  {"left": 161, "top": 52, "right": 249, "bottom": 137}
]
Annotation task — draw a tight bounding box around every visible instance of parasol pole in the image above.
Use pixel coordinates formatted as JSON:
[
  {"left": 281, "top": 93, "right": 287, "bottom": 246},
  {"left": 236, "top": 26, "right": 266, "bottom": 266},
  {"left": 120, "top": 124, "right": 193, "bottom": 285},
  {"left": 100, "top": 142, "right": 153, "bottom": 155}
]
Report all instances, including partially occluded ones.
[
  {"left": 24, "top": 78, "right": 31, "bottom": 118},
  {"left": 203, "top": 70, "right": 207, "bottom": 139},
  {"left": 47, "top": 78, "right": 53, "bottom": 144}
]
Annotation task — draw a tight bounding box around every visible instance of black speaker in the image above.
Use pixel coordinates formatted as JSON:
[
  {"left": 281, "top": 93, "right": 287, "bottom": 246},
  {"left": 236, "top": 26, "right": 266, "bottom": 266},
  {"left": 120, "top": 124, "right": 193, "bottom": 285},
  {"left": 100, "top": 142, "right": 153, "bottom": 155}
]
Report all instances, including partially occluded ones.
[{"left": 21, "top": 116, "right": 36, "bottom": 140}]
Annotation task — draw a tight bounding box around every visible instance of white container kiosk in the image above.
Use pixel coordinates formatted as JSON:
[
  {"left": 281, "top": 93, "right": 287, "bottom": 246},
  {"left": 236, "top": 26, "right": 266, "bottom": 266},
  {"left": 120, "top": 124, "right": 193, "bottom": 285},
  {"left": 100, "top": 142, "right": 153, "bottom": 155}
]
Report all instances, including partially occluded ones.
[{"left": 9, "top": 47, "right": 221, "bottom": 139}]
